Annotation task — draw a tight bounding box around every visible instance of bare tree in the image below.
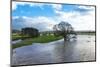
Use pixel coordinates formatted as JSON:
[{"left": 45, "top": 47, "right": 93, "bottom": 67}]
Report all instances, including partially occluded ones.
[{"left": 53, "top": 21, "right": 75, "bottom": 44}]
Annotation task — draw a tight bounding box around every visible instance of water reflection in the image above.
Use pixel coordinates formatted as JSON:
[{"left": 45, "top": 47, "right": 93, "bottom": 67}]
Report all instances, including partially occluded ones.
[{"left": 12, "top": 35, "right": 95, "bottom": 65}]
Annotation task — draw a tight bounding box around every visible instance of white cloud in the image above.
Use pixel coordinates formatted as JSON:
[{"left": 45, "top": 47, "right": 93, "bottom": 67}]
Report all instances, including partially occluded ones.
[
  {"left": 12, "top": 2, "right": 45, "bottom": 10},
  {"left": 51, "top": 4, "right": 62, "bottom": 11},
  {"left": 55, "top": 7, "right": 95, "bottom": 31},
  {"left": 12, "top": 16, "right": 57, "bottom": 31},
  {"left": 12, "top": 1, "right": 63, "bottom": 11},
  {"left": 27, "top": 16, "right": 57, "bottom": 31},
  {"left": 78, "top": 6, "right": 95, "bottom": 10},
  {"left": 12, "top": 7, "right": 95, "bottom": 31},
  {"left": 12, "top": 2, "right": 26, "bottom": 10},
  {"left": 12, "top": 2, "right": 95, "bottom": 31},
  {"left": 12, "top": 16, "right": 19, "bottom": 19},
  {"left": 12, "top": 2, "right": 17, "bottom": 10}
]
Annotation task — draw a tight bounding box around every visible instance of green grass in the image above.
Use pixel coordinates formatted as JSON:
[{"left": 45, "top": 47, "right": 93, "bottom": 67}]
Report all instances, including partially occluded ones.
[
  {"left": 12, "top": 35, "right": 22, "bottom": 40},
  {"left": 12, "top": 35, "right": 62, "bottom": 49},
  {"left": 12, "top": 34, "right": 31, "bottom": 40},
  {"left": 31, "top": 35, "right": 62, "bottom": 43}
]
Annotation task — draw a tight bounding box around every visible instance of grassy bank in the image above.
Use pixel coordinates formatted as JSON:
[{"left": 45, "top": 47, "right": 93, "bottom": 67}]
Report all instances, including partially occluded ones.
[
  {"left": 12, "top": 34, "right": 31, "bottom": 40},
  {"left": 12, "top": 35, "right": 62, "bottom": 49}
]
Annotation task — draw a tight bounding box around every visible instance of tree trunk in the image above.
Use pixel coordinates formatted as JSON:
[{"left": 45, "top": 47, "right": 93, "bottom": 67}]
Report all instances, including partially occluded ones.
[
  {"left": 64, "top": 36, "right": 67, "bottom": 49},
  {"left": 64, "top": 36, "right": 67, "bottom": 42}
]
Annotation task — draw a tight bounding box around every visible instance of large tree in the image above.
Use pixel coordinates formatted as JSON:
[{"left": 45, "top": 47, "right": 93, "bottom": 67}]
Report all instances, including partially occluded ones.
[
  {"left": 53, "top": 21, "right": 75, "bottom": 44},
  {"left": 21, "top": 27, "right": 39, "bottom": 37}
]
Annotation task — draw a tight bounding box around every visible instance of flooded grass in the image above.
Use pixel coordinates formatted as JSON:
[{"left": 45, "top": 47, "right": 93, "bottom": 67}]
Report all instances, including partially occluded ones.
[{"left": 12, "top": 35, "right": 62, "bottom": 49}]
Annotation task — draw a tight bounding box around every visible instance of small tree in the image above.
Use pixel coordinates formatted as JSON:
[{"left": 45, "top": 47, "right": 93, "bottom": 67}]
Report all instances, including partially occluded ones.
[
  {"left": 53, "top": 21, "right": 74, "bottom": 44},
  {"left": 21, "top": 27, "right": 39, "bottom": 37}
]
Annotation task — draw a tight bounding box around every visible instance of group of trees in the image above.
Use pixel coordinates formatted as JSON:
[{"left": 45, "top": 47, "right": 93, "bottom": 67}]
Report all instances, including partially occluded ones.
[
  {"left": 21, "top": 27, "right": 39, "bottom": 37},
  {"left": 12, "top": 29, "right": 21, "bottom": 34}
]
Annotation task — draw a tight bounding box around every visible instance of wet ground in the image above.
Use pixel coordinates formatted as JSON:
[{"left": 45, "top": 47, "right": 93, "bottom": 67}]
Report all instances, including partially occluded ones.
[{"left": 11, "top": 35, "right": 96, "bottom": 65}]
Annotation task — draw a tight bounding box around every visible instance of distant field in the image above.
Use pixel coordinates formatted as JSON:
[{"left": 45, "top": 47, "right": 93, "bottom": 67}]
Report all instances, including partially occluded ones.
[{"left": 12, "top": 33, "right": 32, "bottom": 40}]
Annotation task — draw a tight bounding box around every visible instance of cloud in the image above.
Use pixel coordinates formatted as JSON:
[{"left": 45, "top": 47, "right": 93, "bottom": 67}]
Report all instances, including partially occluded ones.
[
  {"left": 54, "top": 7, "right": 95, "bottom": 31},
  {"left": 12, "top": 16, "right": 57, "bottom": 31},
  {"left": 51, "top": 4, "right": 62, "bottom": 11},
  {"left": 78, "top": 6, "right": 94, "bottom": 10},
  {"left": 12, "top": 7, "right": 95, "bottom": 31},
  {"left": 51, "top": 5, "right": 95, "bottom": 31},
  {"left": 26, "top": 16, "right": 57, "bottom": 31},
  {"left": 12, "top": 2, "right": 26, "bottom": 10},
  {"left": 12, "top": 2, "right": 95, "bottom": 31},
  {"left": 74, "top": 5, "right": 94, "bottom": 14},
  {"left": 13, "top": 8, "right": 95, "bottom": 31},
  {"left": 12, "top": 2, "right": 17, "bottom": 10},
  {"left": 12, "top": 2, "right": 45, "bottom": 10},
  {"left": 12, "top": 1, "right": 62, "bottom": 11}
]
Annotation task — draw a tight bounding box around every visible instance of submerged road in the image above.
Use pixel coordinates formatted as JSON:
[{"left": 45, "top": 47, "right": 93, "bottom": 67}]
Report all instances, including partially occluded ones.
[{"left": 12, "top": 35, "right": 95, "bottom": 65}]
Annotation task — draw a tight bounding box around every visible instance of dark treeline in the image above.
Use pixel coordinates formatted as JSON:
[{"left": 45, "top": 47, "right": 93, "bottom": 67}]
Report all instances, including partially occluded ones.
[
  {"left": 40, "top": 30, "right": 95, "bottom": 34},
  {"left": 12, "top": 29, "right": 21, "bottom": 33},
  {"left": 75, "top": 30, "right": 95, "bottom": 35}
]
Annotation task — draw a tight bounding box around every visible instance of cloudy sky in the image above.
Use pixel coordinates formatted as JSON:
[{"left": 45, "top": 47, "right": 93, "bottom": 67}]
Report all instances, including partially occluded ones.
[{"left": 12, "top": 1, "right": 95, "bottom": 32}]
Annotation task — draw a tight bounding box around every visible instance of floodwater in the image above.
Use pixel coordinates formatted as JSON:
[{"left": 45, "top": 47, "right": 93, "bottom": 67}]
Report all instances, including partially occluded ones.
[
  {"left": 12, "top": 39, "right": 22, "bottom": 45},
  {"left": 11, "top": 35, "right": 95, "bottom": 65}
]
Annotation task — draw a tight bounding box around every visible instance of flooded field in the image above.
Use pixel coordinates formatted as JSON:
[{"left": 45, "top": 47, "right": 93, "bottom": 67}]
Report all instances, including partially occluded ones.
[{"left": 11, "top": 35, "right": 96, "bottom": 65}]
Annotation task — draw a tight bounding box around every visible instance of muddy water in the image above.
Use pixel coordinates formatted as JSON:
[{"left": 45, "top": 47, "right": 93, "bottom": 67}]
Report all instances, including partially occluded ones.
[{"left": 12, "top": 35, "right": 95, "bottom": 65}]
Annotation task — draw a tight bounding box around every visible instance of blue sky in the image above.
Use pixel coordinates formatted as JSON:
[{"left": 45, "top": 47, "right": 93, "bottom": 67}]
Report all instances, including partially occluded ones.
[
  {"left": 12, "top": 3, "right": 92, "bottom": 17},
  {"left": 12, "top": 2, "right": 95, "bottom": 31},
  {"left": 12, "top": 4, "right": 55, "bottom": 17}
]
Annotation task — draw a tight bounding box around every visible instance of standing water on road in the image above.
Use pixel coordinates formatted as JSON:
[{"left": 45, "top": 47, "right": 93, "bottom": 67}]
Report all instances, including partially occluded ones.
[{"left": 12, "top": 35, "right": 95, "bottom": 65}]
